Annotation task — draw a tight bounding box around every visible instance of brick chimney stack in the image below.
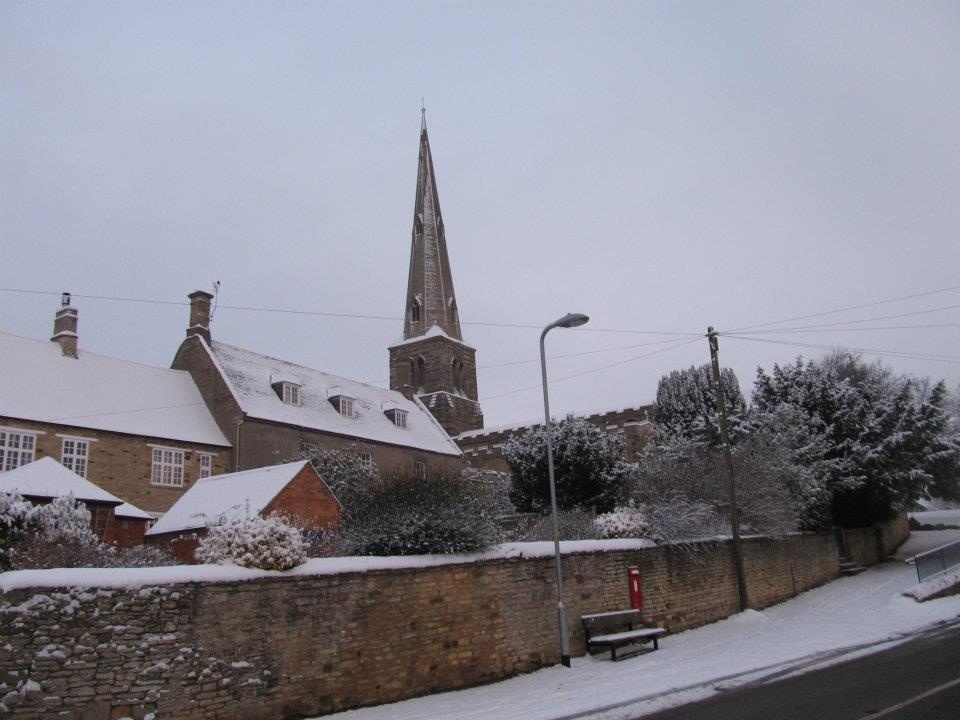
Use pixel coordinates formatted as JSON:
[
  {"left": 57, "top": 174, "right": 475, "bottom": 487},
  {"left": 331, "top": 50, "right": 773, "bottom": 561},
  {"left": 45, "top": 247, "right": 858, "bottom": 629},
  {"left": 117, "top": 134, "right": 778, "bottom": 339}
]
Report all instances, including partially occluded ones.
[
  {"left": 186, "top": 290, "right": 213, "bottom": 343},
  {"left": 51, "top": 292, "right": 78, "bottom": 358}
]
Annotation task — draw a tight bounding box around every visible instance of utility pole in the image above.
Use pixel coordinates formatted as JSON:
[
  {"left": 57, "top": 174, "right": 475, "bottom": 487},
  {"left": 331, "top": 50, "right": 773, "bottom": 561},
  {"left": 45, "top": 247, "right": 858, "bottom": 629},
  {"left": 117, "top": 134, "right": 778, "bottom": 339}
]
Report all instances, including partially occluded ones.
[{"left": 707, "top": 327, "right": 749, "bottom": 612}]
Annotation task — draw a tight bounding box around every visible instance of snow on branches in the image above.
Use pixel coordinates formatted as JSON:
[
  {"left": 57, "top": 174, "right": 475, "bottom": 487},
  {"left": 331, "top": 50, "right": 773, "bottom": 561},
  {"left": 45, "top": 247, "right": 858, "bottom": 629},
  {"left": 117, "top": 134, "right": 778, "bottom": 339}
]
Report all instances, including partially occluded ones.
[{"left": 195, "top": 512, "right": 307, "bottom": 571}]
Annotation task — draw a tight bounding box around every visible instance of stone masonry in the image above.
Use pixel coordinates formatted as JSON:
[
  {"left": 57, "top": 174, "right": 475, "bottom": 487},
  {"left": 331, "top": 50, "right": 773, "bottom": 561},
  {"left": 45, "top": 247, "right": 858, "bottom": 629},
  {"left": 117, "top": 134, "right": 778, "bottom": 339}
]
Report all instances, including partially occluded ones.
[{"left": 0, "top": 519, "right": 908, "bottom": 720}]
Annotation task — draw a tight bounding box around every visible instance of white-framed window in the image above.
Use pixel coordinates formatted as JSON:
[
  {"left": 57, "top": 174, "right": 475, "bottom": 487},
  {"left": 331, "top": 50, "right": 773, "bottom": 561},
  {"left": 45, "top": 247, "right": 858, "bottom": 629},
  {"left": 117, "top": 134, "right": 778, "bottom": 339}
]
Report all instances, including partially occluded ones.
[
  {"left": 414, "top": 460, "right": 426, "bottom": 479},
  {"left": 387, "top": 409, "right": 408, "bottom": 428},
  {"left": 282, "top": 382, "right": 301, "bottom": 405},
  {"left": 199, "top": 452, "right": 213, "bottom": 478},
  {"left": 0, "top": 428, "right": 37, "bottom": 472},
  {"left": 151, "top": 446, "right": 185, "bottom": 487},
  {"left": 359, "top": 451, "right": 373, "bottom": 466},
  {"left": 339, "top": 396, "right": 354, "bottom": 418},
  {"left": 61, "top": 438, "right": 90, "bottom": 478}
]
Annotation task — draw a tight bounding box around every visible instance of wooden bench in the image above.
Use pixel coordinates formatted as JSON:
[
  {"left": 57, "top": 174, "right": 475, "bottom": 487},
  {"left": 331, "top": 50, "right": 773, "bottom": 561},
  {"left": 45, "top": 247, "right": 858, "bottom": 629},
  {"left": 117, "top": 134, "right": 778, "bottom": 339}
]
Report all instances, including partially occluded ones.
[{"left": 582, "top": 610, "right": 667, "bottom": 661}]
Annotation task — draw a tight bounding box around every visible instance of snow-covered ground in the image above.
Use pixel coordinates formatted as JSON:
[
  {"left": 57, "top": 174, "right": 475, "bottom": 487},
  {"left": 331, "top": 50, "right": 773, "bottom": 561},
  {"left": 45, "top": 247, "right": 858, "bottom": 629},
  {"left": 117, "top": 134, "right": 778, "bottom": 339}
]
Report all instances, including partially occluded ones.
[
  {"left": 321, "top": 528, "right": 960, "bottom": 720},
  {"left": 909, "top": 508, "right": 960, "bottom": 527}
]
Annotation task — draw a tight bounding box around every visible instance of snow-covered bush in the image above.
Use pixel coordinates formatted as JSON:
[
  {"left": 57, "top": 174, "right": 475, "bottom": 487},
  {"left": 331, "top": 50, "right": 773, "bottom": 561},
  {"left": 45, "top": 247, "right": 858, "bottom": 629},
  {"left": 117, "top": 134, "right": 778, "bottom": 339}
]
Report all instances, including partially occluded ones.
[
  {"left": 0, "top": 491, "right": 34, "bottom": 564},
  {"left": 196, "top": 513, "right": 307, "bottom": 570},
  {"left": 503, "top": 415, "right": 630, "bottom": 514},
  {"left": 595, "top": 505, "right": 649, "bottom": 539},
  {"left": 518, "top": 510, "right": 599, "bottom": 541},
  {"left": 4, "top": 494, "right": 118, "bottom": 569},
  {"left": 288, "top": 444, "right": 379, "bottom": 515},
  {"left": 115, "top": 544, "right": 175, "bottom": 568},
  {"left": 341, "top": 470, "right": 502, "bottom": 556}
]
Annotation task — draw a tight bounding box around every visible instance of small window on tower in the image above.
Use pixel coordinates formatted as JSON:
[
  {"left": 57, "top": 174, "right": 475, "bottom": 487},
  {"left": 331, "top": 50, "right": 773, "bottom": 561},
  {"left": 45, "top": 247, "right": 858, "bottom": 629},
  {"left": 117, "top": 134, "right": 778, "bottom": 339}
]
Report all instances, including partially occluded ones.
[{"left": 410, "top": 300, "right": 421, "bottom": 323}]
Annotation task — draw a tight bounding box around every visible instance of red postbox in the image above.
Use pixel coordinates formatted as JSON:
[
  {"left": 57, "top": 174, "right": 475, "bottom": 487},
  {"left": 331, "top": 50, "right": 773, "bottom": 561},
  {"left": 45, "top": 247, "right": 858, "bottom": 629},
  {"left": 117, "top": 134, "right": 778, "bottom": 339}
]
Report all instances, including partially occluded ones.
[{"left": 628, "top": 566, "right": 644, "bottom": 610}]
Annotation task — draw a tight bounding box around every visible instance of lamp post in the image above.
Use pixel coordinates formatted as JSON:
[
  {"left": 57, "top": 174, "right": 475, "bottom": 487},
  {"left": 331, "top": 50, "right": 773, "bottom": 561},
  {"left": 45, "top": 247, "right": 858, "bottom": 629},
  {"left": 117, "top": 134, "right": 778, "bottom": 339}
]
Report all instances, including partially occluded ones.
[{"left": 540, "top": 312, "right": 589, "bottom": 668}]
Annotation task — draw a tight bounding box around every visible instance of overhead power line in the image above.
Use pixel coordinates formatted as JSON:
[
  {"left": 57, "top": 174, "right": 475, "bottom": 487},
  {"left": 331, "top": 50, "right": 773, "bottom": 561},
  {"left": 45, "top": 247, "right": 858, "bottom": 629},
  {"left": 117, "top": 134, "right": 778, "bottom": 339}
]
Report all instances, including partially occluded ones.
[
  {"left": 719, "top": 334, "right": 960, "bottom": 364},
  {"left": 732, "top": 323, "right": 960, "bottom": 335},
  {"left": 728, "top": 284, "right": 960, "bottom": 333},
  {"left": 481, "top": 337, "right": 701, "bottom": 402}
]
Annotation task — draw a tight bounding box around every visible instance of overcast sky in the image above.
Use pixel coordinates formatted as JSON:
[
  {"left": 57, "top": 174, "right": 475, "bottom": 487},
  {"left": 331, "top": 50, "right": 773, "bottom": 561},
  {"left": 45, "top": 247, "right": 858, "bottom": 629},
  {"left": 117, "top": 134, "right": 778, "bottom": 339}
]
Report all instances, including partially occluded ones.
[{"left": 2, "top": 1, "right": 959, "bottom": 428}]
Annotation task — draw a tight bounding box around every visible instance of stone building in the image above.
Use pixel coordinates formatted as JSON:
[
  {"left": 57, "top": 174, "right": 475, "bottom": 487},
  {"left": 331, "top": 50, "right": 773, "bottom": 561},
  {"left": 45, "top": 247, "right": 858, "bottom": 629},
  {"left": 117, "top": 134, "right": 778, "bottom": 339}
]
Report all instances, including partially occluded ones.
[
  {"left": 456, "top": 405, "right": 656, "bottom": 472},
  {"left": 0, "top": 296, "right": 232, "bottom": 515},
  {"left": 171, "top": 291, "right": 464, "bottom": 476},
  {"left": 388, "top": 116, "right": 484, "bottom": 437}
]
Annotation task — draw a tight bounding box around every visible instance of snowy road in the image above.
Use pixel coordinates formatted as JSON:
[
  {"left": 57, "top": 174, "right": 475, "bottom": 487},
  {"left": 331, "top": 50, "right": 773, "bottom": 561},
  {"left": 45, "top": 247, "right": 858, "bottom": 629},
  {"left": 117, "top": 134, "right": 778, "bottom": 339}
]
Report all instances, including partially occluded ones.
[{"left": 322, "top": 527, "right": 960, "bottom": 720}]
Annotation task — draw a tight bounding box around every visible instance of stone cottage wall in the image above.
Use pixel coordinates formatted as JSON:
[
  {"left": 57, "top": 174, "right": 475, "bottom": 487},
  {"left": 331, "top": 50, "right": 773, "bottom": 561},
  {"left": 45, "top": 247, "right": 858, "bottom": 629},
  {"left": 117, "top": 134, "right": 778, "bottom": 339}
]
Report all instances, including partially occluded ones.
[{"left": 0, "top": 520, "right": 904, "bottom": 720}]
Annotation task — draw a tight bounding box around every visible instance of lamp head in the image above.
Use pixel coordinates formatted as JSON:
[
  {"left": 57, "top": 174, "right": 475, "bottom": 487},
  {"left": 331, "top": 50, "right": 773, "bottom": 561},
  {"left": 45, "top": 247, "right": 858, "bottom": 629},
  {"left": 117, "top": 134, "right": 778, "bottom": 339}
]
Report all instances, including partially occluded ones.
[{"left": 555, "top": 313, "right": 589, "bottom": 329}]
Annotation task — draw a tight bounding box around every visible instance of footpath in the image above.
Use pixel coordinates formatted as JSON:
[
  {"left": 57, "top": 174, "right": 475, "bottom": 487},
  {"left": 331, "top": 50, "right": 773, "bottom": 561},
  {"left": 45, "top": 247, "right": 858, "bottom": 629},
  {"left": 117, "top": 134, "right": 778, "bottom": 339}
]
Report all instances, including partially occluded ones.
[{"left": 321, "top": 521, "right": 960, "bottom": 720}]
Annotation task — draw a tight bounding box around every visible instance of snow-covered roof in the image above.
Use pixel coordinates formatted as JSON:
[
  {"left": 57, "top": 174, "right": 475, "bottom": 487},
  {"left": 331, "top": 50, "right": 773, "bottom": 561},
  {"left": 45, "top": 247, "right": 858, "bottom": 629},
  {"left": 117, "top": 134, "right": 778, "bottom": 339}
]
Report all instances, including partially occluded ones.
[
  {"left": 114, "top": 501, "right": 153, "bottom": 520},
  {"left": 388, "top": 323, "right": 475, "bottom": 350},
  {"left": 204, "top": 339, "right": 461, "bottom": 457},
  {"left": 0, "top": 331, "right": 230, "bottom": 447},
  {"left": 147, "top": 460, "right": 314, "bottom": 535},
  {"left": 0, "top": 457, "right": 122, "bottom": 505}
]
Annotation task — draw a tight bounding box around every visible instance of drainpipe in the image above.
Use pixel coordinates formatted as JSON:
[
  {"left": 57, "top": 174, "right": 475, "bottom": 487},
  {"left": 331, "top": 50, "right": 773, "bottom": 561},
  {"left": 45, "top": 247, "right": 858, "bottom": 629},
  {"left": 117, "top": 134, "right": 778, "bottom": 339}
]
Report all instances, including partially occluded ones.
[{"left": 235, "top": 416, "right": 245, "bottom": 471}]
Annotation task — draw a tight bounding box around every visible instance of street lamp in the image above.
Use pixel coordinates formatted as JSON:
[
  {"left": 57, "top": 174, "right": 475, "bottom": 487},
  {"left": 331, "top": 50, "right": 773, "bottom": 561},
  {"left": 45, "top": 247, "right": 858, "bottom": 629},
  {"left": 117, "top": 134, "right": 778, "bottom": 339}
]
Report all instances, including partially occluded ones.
[{"left": 540, "top": 312, "right": 589, "bottom": 668}]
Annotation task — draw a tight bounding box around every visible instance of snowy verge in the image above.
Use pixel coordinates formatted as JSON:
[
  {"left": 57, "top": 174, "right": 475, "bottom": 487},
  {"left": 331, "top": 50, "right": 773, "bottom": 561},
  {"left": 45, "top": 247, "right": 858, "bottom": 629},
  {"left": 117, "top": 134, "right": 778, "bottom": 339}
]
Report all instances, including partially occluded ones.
[
  {"left": 0, "top": 539, "right": 656, "bottom": 592},
  {"left": 903, "top": 570, "right": 960, "bottom": 602}
]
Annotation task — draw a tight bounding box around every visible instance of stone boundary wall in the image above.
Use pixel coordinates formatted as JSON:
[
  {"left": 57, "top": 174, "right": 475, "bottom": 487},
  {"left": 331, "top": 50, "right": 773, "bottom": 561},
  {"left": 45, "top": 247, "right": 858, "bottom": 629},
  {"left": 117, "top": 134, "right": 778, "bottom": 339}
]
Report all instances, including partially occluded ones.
[
  {"left": 842, "top": 512, "right": 910, "bottom": 567},
  {"left": 1, "top": 519, "right": 904, "bottom": 720}
]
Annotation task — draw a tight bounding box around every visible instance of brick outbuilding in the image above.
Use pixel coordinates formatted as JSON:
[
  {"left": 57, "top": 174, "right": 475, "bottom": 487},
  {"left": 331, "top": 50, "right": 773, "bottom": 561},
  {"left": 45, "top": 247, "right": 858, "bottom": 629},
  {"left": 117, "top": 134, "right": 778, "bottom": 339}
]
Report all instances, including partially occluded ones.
[{"left": 145, "top": 460, "right": 340, "bottom": 563}]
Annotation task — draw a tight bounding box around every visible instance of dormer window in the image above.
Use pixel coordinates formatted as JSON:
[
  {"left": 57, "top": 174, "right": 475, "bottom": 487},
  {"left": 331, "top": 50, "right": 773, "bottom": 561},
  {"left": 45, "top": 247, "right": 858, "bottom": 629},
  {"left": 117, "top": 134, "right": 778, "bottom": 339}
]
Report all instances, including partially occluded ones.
[
  {"left": 329, "top": 395, "right": 355, "bottom": 418},
  {"left": 272, "top": 380, "right": 302, "bottom": 406},
  {"left": 385, "top": 408, "right": 408, "bottom": 428}
]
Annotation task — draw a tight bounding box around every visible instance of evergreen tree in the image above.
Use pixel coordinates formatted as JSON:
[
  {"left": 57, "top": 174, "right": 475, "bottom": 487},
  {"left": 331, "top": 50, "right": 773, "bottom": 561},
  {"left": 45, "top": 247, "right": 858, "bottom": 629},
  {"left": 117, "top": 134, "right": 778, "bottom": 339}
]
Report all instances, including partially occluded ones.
[
  {"left": 503, "top": 415, "right": 630, "bottom": 513},
  {"left": 653, "top": 364, "right": 749, "bottom": 450}
]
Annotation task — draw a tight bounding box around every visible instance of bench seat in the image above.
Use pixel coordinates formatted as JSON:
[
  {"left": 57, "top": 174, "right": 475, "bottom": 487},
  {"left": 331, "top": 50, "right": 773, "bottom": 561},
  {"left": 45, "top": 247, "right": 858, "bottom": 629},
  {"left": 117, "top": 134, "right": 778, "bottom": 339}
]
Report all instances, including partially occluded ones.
[{"left": 582, "top": 609, "right": 666, "bottom": 661}]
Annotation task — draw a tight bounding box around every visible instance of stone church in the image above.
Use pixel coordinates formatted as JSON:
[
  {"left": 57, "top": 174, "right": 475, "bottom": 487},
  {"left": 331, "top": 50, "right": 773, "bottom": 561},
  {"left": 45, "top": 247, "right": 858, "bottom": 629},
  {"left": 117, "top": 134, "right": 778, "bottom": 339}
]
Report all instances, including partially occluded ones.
[{"left": 389, "top": 117, "right": 654, "bottom": 468}]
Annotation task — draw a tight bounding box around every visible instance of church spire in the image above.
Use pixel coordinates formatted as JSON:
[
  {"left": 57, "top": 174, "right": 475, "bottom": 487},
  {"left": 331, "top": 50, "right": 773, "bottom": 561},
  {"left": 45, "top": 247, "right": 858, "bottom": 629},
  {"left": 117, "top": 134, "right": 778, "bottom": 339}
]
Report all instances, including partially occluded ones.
[{"left": 403, "top": 116, "right": 462, "bottom": 341}]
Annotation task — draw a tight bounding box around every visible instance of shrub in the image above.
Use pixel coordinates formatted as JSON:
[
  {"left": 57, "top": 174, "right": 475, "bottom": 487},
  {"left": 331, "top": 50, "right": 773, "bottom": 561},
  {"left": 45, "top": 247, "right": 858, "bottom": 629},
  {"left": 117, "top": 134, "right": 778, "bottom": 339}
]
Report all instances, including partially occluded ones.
[
  {"left": 595, "top": 505, "right": 649, "bottom": 539},
  {"left": 341, "top": 470, "right": 502, "bottom": 556},
  {"left": 195, "top": 513, "right": 307, "bottom": 570},
  {"left": 503, "top": 415, "right": 630, "bottom": 514},
  {"left": 517, "top": 510, "right": 599, "bottom": 542}
]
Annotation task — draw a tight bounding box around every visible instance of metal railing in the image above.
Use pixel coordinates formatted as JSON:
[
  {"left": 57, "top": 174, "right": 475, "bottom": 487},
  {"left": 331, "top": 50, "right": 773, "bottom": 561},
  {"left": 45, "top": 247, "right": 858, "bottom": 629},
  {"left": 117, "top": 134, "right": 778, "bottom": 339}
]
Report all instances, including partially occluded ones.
[{"left": 913, "top": 538, "right": 960, "bottom": 583}]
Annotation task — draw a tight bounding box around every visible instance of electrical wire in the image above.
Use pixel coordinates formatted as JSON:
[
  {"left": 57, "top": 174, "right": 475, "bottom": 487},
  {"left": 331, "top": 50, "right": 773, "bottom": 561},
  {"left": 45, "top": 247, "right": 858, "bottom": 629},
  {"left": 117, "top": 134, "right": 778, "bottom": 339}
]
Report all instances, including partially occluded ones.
[
  {"left": 480, "top": 336, "right": 702, "bottom": 402},
  {"left": 727, "top": 284, "right": 960, "bottom": 334},
  {"left": 729, "top": 323, "right": 960, "bottom": 335},
  {"left": 718, "top": 334, "right": 960, "bottom": 364}
]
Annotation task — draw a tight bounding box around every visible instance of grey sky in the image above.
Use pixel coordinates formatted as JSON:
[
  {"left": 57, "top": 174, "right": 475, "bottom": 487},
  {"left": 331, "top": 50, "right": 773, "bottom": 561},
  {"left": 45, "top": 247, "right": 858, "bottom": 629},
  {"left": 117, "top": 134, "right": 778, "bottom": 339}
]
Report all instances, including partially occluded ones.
[{"left": 2, "top": 1, "right": 959, "bottom": 427}]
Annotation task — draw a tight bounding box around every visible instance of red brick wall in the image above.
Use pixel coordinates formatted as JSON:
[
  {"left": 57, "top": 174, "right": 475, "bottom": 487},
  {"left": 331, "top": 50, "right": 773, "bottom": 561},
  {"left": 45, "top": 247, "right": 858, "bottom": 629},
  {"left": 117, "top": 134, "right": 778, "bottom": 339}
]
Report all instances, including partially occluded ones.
[
  {"left": 147, "top": 531, "right": 204, "bottom": 564},
  {"left": 264, "top": 465, "right": 340, "bottom": 531},
  {"left": 104, "top": 516, "right": 149, "bottom": 548}
]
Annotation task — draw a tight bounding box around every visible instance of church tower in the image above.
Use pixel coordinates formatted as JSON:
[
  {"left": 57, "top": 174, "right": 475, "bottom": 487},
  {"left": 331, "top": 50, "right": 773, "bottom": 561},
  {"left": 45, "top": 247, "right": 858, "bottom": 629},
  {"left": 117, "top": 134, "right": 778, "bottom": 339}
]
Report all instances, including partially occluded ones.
[{"left": 388, "top": 115, "right": 484, "bottom": 436}]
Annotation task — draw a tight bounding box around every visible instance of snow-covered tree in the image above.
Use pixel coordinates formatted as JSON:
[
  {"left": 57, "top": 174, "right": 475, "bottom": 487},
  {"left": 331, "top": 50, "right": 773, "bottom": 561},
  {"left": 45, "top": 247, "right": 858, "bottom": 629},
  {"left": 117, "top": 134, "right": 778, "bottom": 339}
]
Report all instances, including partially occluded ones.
[
  {"left": 654, "top": 364, "right": 749, "bottom": 451},
  {"left": 503, "top": 415, "right": 630, "bottom": 513},
  {"left": 289, "top": 444, "right": 379, "bottom": 518},
  {"left": 340, "top": 469, "right": 502, "bottom": 556},
  {"left": 752, "top": 353, "right": 959, "bottom": 527},
  {"left": 196, "top": 512, "right": 307, "bottom": 570}
]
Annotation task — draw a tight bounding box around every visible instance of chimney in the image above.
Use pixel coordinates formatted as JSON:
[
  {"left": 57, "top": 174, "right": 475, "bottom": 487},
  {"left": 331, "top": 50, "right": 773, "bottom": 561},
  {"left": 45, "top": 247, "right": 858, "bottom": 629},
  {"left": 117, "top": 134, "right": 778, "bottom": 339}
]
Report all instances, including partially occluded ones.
[
  {"left": 51, "top": 292, "right": 78, "bottom": 358},
  {"left": 186, "top": 290, "right": 213, "bottom": 343}
]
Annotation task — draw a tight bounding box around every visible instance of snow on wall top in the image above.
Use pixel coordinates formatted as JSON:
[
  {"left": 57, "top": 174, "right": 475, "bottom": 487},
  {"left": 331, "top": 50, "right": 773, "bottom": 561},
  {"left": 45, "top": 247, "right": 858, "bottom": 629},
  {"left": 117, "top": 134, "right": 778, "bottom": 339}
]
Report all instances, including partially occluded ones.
[
  {"left": 0, "top": 539, "right": 658, "bottom": 591},
  {"left": 0, "top": 457, "right": 123, "bottom": 505},
  {"left": 147, "top": 460, "right": 311, "bottom": 535},
  {"left": 0, "top": 331, "right": 230, "bottom": 447},
  {"left": 207, "top": 340, "right": 461, "bottom": 456}
]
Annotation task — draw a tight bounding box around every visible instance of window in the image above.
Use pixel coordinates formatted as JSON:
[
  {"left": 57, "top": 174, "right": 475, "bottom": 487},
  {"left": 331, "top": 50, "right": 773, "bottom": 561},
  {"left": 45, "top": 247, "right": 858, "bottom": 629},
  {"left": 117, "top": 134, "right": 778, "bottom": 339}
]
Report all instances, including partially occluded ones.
[
  {"left": 61, "top": 438, "right": 90, "bottom": 478},
  {"left": 339, "top": 396, "right": 354, "bottom": 417},
  {"left": 359, "top": 451, "right": 373, "bottom": 466},
  {"left": 385, "top": 408, "right": 408, "bottom": 428},
  {"left": 199, "top": 453, "right": 213, "bottom": 478},
  {"left": 410, "top": 299, "right": 421, "bottom": 323},
  {"left": 0, "top": 429, "right": 36, "bottom": 472},
  {"left": 151, "top": 447, "right": 184, "bottom": 487},
  {"left": 411, "top": 355, "right": 426, "bottom": 389},
  {"left": 281, "top": 382, "right": 301, "bottom": 405},
  {"left": 414, "top": 460, "right": 425, "bottom": 479}
]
